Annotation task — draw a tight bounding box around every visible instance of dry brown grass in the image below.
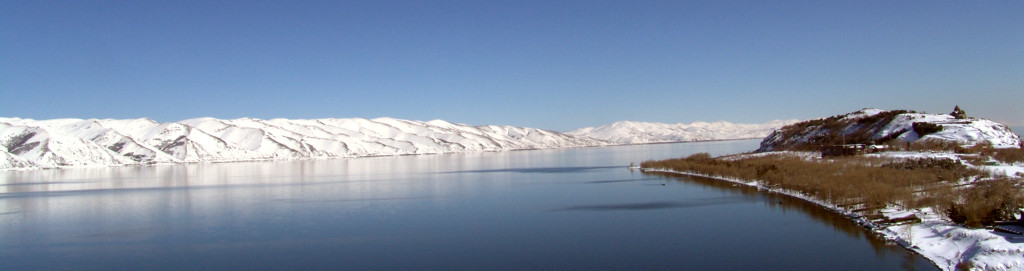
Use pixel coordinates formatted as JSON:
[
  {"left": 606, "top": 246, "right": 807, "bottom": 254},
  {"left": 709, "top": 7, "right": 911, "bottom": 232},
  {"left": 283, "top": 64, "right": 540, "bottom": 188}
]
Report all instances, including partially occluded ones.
[
  {"left": 642, "top": 153, "right": 1023, "bottom": 227},
  {"left": 967, "top": 144, "right": 1024, "bottom": 164},
  {"left": 993, "top": 148, "right": 1024, "bottom": 164}
]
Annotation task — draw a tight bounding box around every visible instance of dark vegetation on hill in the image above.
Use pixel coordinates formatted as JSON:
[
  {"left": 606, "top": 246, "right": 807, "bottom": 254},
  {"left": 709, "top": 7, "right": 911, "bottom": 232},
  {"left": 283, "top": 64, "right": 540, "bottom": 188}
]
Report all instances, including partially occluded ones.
[
  {"left": 643, "top": 153, "right": 1024, "bottom": 228},
  {"left": 757, "top": 110, "right": 916, "bottom": 152}
]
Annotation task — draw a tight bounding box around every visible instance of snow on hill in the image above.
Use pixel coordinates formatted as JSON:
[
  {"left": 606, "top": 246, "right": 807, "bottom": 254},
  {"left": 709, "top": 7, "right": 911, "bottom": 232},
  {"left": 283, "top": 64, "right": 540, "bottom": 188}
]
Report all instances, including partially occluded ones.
[
  {"left": 566, "top": 120, "right": 799, "bottom": 144},
  {"left": 0, "top": 117, "right": 604, "bottom": 170},
  {"left": 758, "top": 108, "right": 1022, "bottom": 152}
]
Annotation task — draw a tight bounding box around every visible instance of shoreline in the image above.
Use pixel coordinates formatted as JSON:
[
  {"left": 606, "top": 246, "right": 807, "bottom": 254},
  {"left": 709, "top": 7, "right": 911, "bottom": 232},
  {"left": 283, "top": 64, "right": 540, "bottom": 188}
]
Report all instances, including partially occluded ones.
[{"left": 641, "top": 168, "right": 1023, "bottom": 271}]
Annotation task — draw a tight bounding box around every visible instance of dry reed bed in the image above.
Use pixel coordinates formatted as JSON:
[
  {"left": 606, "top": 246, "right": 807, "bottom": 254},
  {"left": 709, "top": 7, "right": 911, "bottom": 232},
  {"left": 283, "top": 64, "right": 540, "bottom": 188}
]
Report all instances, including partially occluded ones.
[{"left": 642, "top": 152, "right": 1023, "bottom": 228}]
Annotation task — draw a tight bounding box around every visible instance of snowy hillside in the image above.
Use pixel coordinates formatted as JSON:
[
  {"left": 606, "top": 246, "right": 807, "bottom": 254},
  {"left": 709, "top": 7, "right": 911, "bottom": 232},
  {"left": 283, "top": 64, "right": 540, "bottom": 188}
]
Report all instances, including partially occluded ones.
[
  {"left": 566, "top": 120, "right": 799, "bottom": 144},
  {"left": 758, "top": 108, "right": 1022, "bottom": 152},
  {"left": 0, "top": 117, "right": 604, "bottom": 170}
]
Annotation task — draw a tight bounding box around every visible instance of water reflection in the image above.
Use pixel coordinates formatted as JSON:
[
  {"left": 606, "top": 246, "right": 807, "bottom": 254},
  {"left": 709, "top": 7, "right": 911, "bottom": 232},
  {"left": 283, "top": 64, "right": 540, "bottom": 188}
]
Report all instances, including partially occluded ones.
[
  {"left": 272, "top": 196, "right": 440, "bottom": 204},
  {"left": 551, "top": 196, "right": 745, "bottom": 211},
  {"left": 645, "top": 172, "right": 933, "bottom": 270},
  {"left": 0, "top": 140, "right": 936, "bottom": 270},
  {"left": 582, "top": 178, "right": 661, "bottom": 184},
  {"left": 443, "top": 166, "right": 620, "bottom": 174}
]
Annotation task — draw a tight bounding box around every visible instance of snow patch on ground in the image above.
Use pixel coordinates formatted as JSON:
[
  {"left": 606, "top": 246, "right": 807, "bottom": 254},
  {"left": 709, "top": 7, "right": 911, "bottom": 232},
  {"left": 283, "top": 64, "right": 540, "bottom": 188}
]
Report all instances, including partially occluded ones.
[{"left": 879, "top": 207, "right": 1024, "bottom": 271}]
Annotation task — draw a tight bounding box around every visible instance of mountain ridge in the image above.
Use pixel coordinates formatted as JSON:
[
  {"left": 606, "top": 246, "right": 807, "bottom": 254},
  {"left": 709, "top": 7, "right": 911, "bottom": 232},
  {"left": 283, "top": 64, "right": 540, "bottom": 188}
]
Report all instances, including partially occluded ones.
[
  {"left": 0, "top": 116, "right": 800, "bottom": 170},
  {"left": 0, "top": 117, "right": 604, "bottom": 169}
]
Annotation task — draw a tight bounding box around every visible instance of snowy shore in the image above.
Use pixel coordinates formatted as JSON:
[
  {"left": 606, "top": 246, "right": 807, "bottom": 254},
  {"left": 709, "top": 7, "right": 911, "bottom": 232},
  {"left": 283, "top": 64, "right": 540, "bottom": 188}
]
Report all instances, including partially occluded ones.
[{"left": 643, "top": 152, "right": 1024, "bottom": 271}]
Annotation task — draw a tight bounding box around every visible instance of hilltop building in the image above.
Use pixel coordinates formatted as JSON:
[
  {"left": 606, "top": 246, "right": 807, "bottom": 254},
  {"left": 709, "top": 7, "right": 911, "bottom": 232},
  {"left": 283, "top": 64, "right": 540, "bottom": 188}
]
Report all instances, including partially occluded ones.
[{"left": 951, "top": 105, "right": 967, "bottom": 119}]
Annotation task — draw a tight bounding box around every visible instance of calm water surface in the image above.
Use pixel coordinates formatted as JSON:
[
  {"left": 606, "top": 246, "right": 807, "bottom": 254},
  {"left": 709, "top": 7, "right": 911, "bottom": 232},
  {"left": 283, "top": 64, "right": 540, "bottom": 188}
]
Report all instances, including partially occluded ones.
[{"left": 0, "top": 139, "right": 936, "bottom": 270}]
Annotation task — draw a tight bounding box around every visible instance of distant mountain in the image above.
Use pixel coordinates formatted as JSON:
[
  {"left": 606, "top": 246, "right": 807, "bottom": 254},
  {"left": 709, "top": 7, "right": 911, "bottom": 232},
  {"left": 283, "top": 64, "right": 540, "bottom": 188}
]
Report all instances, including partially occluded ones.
[
  {"left": 566, "top": 120, "right": 799, "bottom": 144},
  {"left": 0, "top": 117, "right": 604, "bottom": 169},
  {"left": 0, "top": 116, "right": 832, "bottom": 170},
  {"left": 757, "top": 108, "right": 1022, "bottom": 152}
]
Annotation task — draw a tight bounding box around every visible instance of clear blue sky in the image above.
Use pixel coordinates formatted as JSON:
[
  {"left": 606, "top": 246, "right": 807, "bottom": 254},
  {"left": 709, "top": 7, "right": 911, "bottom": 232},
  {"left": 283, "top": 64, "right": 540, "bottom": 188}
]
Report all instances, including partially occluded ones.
[{"left": 2, "top": 1, "right": 1022, "bottom": 131}]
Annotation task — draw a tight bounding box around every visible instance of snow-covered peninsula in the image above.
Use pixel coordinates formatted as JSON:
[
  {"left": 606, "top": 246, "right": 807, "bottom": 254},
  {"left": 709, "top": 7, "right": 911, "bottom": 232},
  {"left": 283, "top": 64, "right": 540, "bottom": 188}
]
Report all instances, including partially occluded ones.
[{"left": 642, "top": 107, "right": 1024, "bottom": 270}]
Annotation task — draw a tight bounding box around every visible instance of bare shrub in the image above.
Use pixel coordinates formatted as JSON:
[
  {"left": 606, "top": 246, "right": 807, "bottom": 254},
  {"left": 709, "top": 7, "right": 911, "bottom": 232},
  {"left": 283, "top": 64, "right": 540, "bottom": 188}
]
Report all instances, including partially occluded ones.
[{"left": 945, "top": 178, "right": 1024, "bottom": 227}]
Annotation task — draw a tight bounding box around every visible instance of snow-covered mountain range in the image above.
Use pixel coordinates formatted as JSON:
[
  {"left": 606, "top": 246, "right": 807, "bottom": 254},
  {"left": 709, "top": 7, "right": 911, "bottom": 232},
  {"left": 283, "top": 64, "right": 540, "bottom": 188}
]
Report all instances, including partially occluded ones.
[
  {"left": 0, "top": 117, "right": 800, "bottom": 170},
  {"left": 0, "top": 117, "right": 605, "bottom": 169},
  {"left": 757, "top": 108, "right": 1022, "bottom": 152},
  {"left": 566, "top": 120, "right": 799, "bottom": 144}
]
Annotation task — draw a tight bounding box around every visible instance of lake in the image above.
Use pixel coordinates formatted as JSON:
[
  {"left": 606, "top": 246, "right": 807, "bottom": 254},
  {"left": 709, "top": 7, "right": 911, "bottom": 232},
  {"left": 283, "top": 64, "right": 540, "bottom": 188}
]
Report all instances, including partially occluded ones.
[{"left": 0, "top": 139, "right": 936, "bottom": 270}]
